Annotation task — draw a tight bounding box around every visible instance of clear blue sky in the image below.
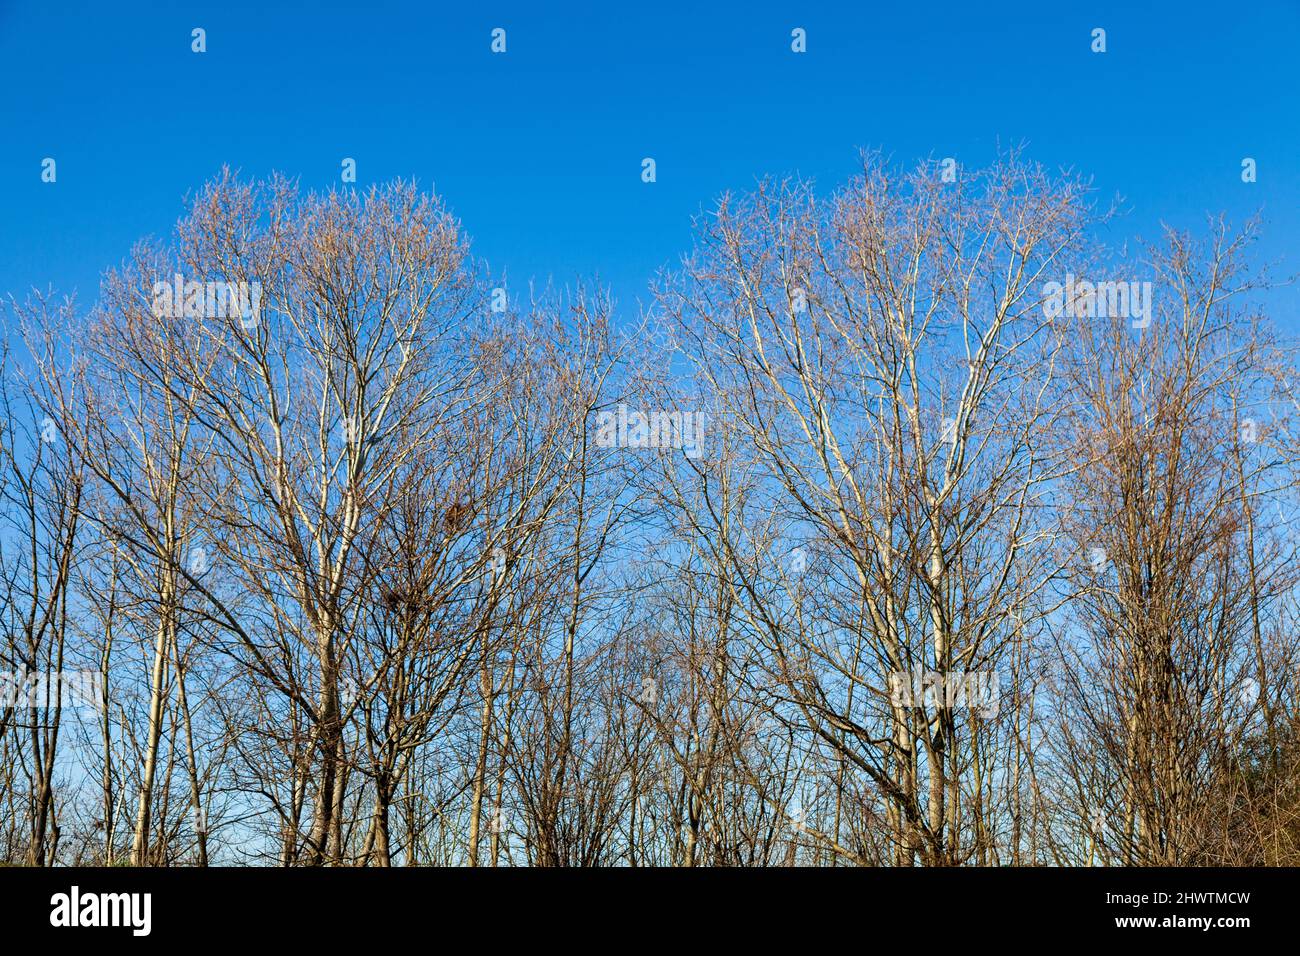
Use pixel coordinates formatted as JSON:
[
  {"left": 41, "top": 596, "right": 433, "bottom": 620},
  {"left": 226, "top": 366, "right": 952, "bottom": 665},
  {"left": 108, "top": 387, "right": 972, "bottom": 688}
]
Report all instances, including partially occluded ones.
[{"left": 1, "top": 0, "right": 1297, "bottom": 326}]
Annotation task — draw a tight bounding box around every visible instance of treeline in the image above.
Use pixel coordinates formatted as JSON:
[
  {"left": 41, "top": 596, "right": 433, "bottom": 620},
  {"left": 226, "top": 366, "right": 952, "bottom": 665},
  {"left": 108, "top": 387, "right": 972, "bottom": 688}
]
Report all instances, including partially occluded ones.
[{"left": 2, "top": 155, "right": 1297, "bottom": 866}]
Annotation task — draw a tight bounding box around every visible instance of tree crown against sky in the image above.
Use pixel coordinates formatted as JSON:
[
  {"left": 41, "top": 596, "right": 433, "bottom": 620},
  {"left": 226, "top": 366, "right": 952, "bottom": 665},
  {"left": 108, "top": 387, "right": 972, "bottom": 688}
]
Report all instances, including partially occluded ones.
[{"left": 2, "top": 150, "right": 1298, "bottom": 866}]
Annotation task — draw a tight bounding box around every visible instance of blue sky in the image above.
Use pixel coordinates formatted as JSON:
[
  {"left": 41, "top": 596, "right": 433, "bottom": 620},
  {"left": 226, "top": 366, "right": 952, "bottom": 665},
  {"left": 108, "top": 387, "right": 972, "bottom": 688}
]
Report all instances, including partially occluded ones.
[{"left": 1, "top": 0, "right": 1297, "bottom": 325}]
